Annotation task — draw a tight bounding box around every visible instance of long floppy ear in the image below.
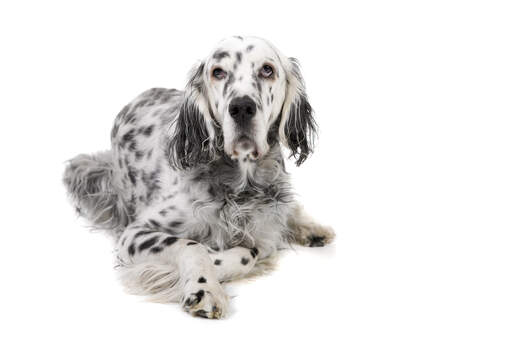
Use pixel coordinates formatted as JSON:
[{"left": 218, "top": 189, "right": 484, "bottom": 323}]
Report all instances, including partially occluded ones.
[
  {"left": 168, "top": 61, "right": 218, "bottom": 169},
  {"left": 279, "top": 57, "right": 317, "bottom": 166}
]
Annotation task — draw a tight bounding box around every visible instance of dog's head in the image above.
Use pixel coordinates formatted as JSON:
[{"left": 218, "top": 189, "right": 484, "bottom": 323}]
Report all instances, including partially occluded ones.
[{"left": 169, "top": 36, "right": 316, "bottom": 169}]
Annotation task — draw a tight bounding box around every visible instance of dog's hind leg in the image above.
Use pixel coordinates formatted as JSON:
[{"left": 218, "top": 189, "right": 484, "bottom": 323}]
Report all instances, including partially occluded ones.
[{"left": 117, "top": 223, "right": 229, "bottom": 319}]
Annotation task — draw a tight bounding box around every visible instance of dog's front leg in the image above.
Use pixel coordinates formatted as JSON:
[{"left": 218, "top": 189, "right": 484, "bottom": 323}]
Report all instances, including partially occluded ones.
[
  {"left": 116, "top": 223, "right": 229, "bottom": 319},
  {"left": 207, "top": 246, "right": 260, "bottom": 282},
  {"left": 287, "top": 203, "right": 336, "bottom": 247}
]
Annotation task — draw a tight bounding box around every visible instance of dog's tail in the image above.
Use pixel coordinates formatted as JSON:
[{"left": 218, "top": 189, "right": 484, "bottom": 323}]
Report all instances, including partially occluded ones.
[{"left": 63, "top": 151, "right": 130, "bottom": 237}]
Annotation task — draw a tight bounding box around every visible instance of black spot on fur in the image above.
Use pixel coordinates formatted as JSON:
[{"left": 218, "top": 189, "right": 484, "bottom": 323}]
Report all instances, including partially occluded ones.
[
  {"left": 148, "top": 219, "right": 161, "bottom": 228},
  {"left": 246, "top": 45, "right": 254, "bottom": 52},
  {"left": 213, "top": 50, "right": 230, "bottom": 61},
  {"left": 143, "top": 125, "right": 154, "bottom": 136},
  {"left": 214, "top": 259, "right": 222, "bottom": 265},
  {"left": 236, "top": 51, "right": 242, "bottom": 63},
  {"left": 135, "top": 150, "right": 144, "bottom": 161},
  {"left": 139, "top": 236, "right": 159, "bottom": 252},
  {"left": 140, "top": 167, "right": 161, "bottom": 202},
  {"left": 162, "top": 236, "right": 178, "bottom": 246},
  {"left": 121, "top": 129, "right": 136, "bottom": 147},
  {"left": 127, "top": 167, "right": 137, "bottom": 185},
  {"left": 124, "top": 112, "right": 136, "bottom": 124},
  {"left": 198, "top": 277, "right": 207, "bottom": 283},
  {"left": 250, "top": 247, "right": 259, "bottom": 258},
  {"left": 168, "top": 221, "right": 183, "bottom": 228},
  {"left": 134, "top": 230, "right": 154, "bottom": 239},
  {"left": 187, "top": 241, "right": 198, "bottom": 246},
  {"left": 150, "top": 246, "right": 163, "bottom": 254},
  {"left": 195, "top": 290, "right": 205, "bottom": 302},
  {"left": 241, "top": 257, "right": 249, "bottom": 265},
  {"left": 128, "top": 243, "right": 135, "bottom": 256}
]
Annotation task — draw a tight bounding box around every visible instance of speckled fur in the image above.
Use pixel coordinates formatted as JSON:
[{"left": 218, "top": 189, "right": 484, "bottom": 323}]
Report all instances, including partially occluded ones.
[{"left": 63, "top": 36, "right": 334, "bottom": 319}]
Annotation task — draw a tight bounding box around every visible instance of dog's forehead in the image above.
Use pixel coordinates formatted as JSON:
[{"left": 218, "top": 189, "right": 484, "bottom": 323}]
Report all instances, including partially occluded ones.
[{"left": 207, "top": 37, "right": 279, "bottom": 65}]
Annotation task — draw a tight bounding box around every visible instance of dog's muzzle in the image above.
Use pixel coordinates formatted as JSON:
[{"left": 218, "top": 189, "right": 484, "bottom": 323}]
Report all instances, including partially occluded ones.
[{"left": 229, "top": 96, "right": 259, "bottom": 159}]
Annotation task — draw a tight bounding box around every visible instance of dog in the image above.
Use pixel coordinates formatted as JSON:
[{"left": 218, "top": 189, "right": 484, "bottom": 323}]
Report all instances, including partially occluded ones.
[{"left": 63, "top": 36, "right": 335, "bottom": 319}]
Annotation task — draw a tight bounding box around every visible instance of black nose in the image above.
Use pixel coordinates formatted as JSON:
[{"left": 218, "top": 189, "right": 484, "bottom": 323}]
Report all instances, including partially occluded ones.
[{"left": 229, "top": 96, "right": 256, "bottom": 126}]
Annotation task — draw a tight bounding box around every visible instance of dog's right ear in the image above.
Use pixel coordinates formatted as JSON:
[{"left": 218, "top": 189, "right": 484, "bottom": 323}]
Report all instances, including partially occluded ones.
[{"left": 168, "top": 61, "right": 218, "bottom": 169}]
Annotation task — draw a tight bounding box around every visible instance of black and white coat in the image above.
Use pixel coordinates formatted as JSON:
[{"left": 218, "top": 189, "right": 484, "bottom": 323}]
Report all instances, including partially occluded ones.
[{"left": 64, "top": 36, "right": 334, "bottom": 319}]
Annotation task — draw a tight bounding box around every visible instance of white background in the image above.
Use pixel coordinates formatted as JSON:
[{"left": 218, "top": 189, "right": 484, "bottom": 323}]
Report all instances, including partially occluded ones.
[{"left": 1, "top": 1, "right": 511, "bottom": 340}]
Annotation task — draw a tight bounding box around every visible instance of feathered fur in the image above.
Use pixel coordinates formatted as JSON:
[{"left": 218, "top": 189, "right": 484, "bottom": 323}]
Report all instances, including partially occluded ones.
[{"left": 63, "top": 36, "right": 334, "bottom": 319}]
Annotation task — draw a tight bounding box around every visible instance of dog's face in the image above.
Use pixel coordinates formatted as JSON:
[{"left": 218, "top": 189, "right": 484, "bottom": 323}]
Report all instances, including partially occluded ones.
[
  {"left": 170, "top": 36, "right": 316, "bottom": 169},
  {"left": 205, "top": 37, "right": 288, "bottom": 160}
]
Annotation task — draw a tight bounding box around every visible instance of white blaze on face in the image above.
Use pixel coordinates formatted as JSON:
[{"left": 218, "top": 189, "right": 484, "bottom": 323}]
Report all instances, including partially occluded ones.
[{"left": 204, "top": 37, "right": 288, "bottom": 160}]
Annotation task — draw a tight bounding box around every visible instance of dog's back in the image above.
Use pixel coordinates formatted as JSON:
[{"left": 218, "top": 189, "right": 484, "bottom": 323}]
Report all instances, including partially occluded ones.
[{"left": 63, "top": 88, "right": 182, "bottom": 237}]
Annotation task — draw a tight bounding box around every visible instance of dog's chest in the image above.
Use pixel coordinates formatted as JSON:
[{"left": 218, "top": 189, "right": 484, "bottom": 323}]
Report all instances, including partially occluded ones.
[
  {"left": 189, "top": 175, "right": 289, "bottom": 221},
  {"left": 173, "top": 161, "right": 294, "bottom": 248}
]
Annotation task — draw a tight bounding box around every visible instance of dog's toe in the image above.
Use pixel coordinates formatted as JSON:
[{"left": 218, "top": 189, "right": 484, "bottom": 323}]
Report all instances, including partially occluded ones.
[{"left": 182, "top": 281, "right": 228, "bottom": 319}]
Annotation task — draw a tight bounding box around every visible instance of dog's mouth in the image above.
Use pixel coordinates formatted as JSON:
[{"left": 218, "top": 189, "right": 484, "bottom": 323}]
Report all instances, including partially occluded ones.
[{"left": 231, "top": 135, "right": 259, "bottom": 160}]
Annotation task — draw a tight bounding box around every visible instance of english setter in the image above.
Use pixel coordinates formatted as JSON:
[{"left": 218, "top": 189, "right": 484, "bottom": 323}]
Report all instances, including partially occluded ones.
[{"left": 64, "top": 36, "right": 335, "bottom": 319}]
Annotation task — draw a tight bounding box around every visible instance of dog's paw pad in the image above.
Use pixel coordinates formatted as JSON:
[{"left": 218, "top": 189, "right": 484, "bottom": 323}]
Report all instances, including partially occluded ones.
[
  {"left": 302, "top": 225, "right": 335, "bottom": 247},
  {"left": 307, "top": 235, "right": 326, "bottom": 247}
]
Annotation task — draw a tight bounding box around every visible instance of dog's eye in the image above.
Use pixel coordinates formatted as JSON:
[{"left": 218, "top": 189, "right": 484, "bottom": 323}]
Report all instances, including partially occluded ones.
[
  {"left": 212, "top": 68, "right": 227, "bottom": 80},
  {"left": 260, "top": 64, "right": 274, "bottom": 78}
]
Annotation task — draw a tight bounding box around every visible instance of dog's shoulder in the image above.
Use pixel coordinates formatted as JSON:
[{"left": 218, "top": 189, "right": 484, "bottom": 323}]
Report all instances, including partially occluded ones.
[{"left": 110, "top": 88, "right": 183, "bottom": 144}]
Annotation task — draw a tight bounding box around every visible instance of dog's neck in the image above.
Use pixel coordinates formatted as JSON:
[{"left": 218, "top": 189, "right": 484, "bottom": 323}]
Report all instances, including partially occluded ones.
[
  {"left": 185, "top": 118, "right": 285, "bottom": 194},
  {"left": 189, "top": 142, "right": 286, "bottom": 195}
]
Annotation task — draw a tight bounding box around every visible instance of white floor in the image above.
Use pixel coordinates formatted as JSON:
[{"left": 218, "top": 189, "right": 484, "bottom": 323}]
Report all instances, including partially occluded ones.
[{"left": 4, "top": 171, "right": 510, "bottom": 340}]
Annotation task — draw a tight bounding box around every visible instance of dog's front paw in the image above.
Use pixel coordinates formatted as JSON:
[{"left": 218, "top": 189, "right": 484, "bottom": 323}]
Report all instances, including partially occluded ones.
[{"left": 181, "top": 278, "right": 228, "bottom": 319}]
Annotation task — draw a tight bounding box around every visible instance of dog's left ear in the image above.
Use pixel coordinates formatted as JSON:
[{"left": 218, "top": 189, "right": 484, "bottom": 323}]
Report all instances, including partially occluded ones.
[
  {"left": 279, "top": 58, "right": 317, "bottom": 166},
  {"left": 168, "top": 61, "right": 219, "bottom": 169}
]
